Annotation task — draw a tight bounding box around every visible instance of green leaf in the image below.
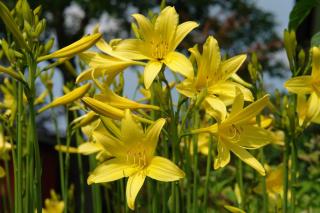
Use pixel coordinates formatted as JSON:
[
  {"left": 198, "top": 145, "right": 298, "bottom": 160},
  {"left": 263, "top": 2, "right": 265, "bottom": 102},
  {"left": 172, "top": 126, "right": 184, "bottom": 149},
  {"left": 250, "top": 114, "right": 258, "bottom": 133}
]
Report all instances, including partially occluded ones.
[
  {"left": 311, "top": 32, "right": 320, "bottom": 47},
  {"left": 289, "top": 0, "right": 319, "bottom": 30}
]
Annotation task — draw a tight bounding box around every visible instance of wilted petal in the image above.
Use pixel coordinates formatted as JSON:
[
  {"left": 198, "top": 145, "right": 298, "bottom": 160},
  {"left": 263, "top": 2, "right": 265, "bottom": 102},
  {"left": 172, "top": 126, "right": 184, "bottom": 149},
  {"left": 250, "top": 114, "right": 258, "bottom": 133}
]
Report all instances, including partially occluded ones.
[{"left": 147, "top": 156, "right": 185, "bottom": 181}]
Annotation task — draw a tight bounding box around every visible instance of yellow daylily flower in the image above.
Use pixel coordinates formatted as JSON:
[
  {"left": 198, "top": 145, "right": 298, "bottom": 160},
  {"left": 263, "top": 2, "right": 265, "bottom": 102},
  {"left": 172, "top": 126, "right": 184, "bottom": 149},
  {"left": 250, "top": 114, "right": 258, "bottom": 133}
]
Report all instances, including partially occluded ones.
[
  {"left": 103, "top": 6, "right": 198, "bottom": 89},
  {"left": 192, "top": 91, "right": 272, "bottom": 175},
  {"left": 87, "top": 110, "right": 185, "bottom": 210},
  {"left": 296, "top": 93, "right": 320, "bottom": 127},
  {"left": 285, "top": 47, "right": 320, "bottom": 96},
  {"left": 42, "top": 190, "right": 64, "bottom": 213},
  {"left": 176, "top": 36, "right": 253, "bottom": 121}
]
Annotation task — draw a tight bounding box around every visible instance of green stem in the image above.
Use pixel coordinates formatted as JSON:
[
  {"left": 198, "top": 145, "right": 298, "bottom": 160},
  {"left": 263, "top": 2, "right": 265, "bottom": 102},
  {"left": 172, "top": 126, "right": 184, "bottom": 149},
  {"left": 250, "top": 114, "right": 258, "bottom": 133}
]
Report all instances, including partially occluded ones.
[
  {"left": 203, "top": 137, "right": 213, "bottom": 208},
  {"left": 16, "top": 81, "right": 23, "bottom": 213},
  {"left": 260, "top": 148, "right": 268, "bottom": 213},
  {"left": 192, "top": 112, "right": 200, "bottom": 213},
  {"left": 290, "top": 137, "right": 297, "bottom": 213},
  {"left": 49, "top": 91, "right": 65, "bottom": 206},
  {"left": 237, "top": 159, "right": 245, "bottom": 209},
  {"left": 4, "top": 160, "right": 13, "bottom": 212},
  {"left": 283, "top": 135, "right": 290, "bottom": 213}
]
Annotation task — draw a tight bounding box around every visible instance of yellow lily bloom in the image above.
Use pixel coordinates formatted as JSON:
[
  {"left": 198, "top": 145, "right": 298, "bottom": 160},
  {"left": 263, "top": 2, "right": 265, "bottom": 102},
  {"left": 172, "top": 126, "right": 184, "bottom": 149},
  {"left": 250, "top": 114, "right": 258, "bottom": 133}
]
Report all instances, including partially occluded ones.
[
  {"left": 42, "top": 190, "right": 64, "bottom": 213},
  {"left": 192, "top": 91, "right": 272, "bottom": 175},
  {"left": 87, "top": 110, "right": 185, "bottom": 210},
  {"left": 176, "top": 36, "right": 253, "bottom": 121},
  {"left": 296, "top": 93, "right": 320, "bottom": 126},
  {"left": 102, "top": 6, "right": 198, "bottom": 89}
]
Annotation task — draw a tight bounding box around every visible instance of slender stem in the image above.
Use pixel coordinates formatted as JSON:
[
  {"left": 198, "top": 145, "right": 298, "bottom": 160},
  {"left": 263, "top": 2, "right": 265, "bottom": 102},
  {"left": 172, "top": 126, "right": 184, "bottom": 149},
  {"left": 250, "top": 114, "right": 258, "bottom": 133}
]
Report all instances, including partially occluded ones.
[
  {"left": 237, "top": 159, "right": 245, "bottom": 209},
  {"left": 16, "top": 81, "right": 23, "bottom": 213},
  {"left": 260, "top": 148, "right": 268, "bottom": 213},
  {"left": 283, "top": 135, "right": 290, "bottom": 213},
  {"left": 49, "top": 91, "right": 65, "bottom": 205},
  {"left": 290, "top": 137, "right": 297, "bottom": 213},
  {"left": 203, "top": 137, "right": 213, "bottom": 208},
  {"left": 5, "top": 160, "right": 13, "bottom": 213},
  {"left": 192, "top": 112, "right": 200, "bottom": 213},
  {"left": 27, "top": 56, "right": 42, "bottom": 213}
]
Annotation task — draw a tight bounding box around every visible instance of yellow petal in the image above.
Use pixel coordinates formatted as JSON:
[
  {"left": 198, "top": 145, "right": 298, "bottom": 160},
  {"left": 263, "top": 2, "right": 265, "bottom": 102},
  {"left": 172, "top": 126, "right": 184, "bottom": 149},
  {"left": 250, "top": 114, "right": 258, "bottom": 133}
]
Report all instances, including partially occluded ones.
[
  {"left": 164, "top": 51, "right": 193, "bottom": 79},
  {"left": 214, "top": 140, "right": 230, "bottom": 169},
  {"left": 121, "top": 110, "right": 144, "bottom": 144},
  {"left": 38, "top": 83, "right": 91, "bottom": 113},
  {"left": 79, "top": 51, "right": 136, "bottom": 74},
  {"left": 224, "top": 205, "right": 246, "bottom": 213},
  {"left": 204, "top": 96, "right": 227, "bottom": 122},
  {"left": 225, "top": 141, "right": 265, "bottom": 176},
  {"left": 82, "top": 97, "right": 124, "bottom": 119},
  {"left": 87, "top": 158, "right": 137, "bottom": 184},
  {"left": 155, "top": 6, "right": 178, "bottom": 48},
  {"left": 144, "top": 60, "right": 163, "bottom": 89},
  {"left": 96, "top": 39, "right": 133, "bottom": 61},
  {"left": 284, "top": 76, "right": 313, "bottom": 94},
  {"left": 225, "top": 95, "right": 269, "bottom": 126},
  {"left": 38, "top": 33, "right": 102, "bottom": 61},
  {"left": 95, "top": 89, "right": 160, "bottom": 110},
  {"left": 199, "top": 36, "right": 220, "bottom": 85},
  {"left": 191, "top": 123, "right": 218, "bottom": 135},
  {"left": 132, "top": 14, "right": 155, "bottom": 42},
  {"left": 115, "top": 39, "right": 152, "bottom": 60},
  {"left": 238, "top": 126, "right": 272, "bottom": 149},
  {"left": 54, "top": 145, "right": 78, "bottom": 154},
  {"left": 176, "top": 79, "right": 196, "bottom": 98},
  {"left": 0, "top": 166, "right": 5, "bottom": 178},
  {"left": 306, "top": 92, "right": 320, "bottom": 123},
  {"left": 144, "top": 118, "right": 166, "bottom": 156},
  {"left": 220, "top": 54, "right": 247, "bottom": 80},
  {"left": 147, "top": 156, "right": 185, "bottom": 181},
  {"left": 311, "top": 47, "right": 320, "bottom": 79},
  {"left": 126, "top": 172, "right": 146, "bottom": 210},
  {"left": 171, "top": 21, "right": 199, "bottom": 50},
  {"left": 78, "top": 142, "right": 103, "bottom": 155}
]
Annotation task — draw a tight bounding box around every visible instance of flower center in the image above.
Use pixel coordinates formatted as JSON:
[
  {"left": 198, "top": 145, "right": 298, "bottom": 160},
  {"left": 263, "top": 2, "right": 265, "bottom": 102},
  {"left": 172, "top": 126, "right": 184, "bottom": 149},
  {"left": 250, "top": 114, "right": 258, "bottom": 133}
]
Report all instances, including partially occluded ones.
[
  {"left": 150, "top": 39, "right": 169, "bottom": 60},
  {"left": 220, "top": 124, "right": 243, "bottom": 143},
  {"left": 126, "top": 148, "right": 147, "bottom": 168}
]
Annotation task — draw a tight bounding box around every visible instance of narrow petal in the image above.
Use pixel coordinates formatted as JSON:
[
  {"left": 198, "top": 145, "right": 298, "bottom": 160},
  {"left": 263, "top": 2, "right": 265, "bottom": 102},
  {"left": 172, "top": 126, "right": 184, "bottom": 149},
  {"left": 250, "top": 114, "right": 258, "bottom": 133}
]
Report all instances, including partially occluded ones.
[
  {"left": 96, "top": 39, "right": 133, "bottom": 61},
  {"left": 82, "top": 97, "right": 124, "bottom": 119},
  {"left": 87, "top": 158, "right": 137, "bottom": 184},
  {"left": 225, "top": 141, "right": 266, "bottom": 176},
  {"left": 144, "top": 61, "right": 163, "bottom": 89},
  {"left": 214, "top": 140, "right": 231, "bottom": 169},
  {"left": 204, "top": 96, "right": 227, "bottom": 122},
  {"left": 225, "top": 95, "right": 269, "bottom": 126},
  {"left": 176, "top": 79, "right": 197, "bottom": 98},
  {"left": 171, "top": 21, "right": 199, "bottom": 50},
  {"left": 147, "top": 156, "right": 185, "bottom": 181},
  {"left": 115, "top": 39, "right": 153, "bottom": 60},
  {"left": 144, "top": 119, "right": 166, "bottom": 156},
  {"left": 38, "top": 83, "right": 91, "bottom": 113},
  {"left": 155, "top": 6, "right": 178, "bottom": 46},
  {"left": 284, "top": 76, "right": 313, "bottom": 94},
  {"left": 238, "top": 126, "right": 272, "bottom": 149},
  {"left": 220, "top": 54, "right": 247, "bottom": 80},
  {"left": 126, "top": 172, "right": 146, "bottom": 210},
  {"left": 121, "top": 110, "right": 145, "bottom": 145},
  {"left": 164, "top": 51, "right": 193, "bottom": 79},
  {"left": 132, "top": 14, "right": 155, "bottom": 41},
  {"left": 307, "top": 92, "right": 320, "bottom": 123},
  {"left": 78, "top": 142, "right": 103, "bottom": 155}
]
